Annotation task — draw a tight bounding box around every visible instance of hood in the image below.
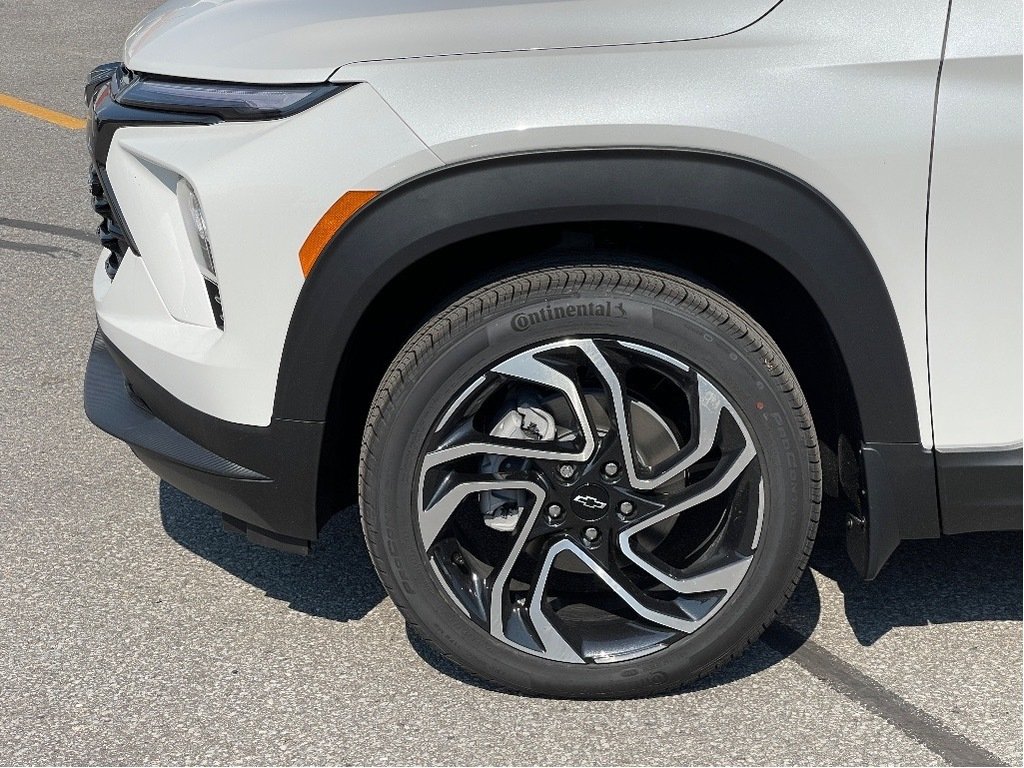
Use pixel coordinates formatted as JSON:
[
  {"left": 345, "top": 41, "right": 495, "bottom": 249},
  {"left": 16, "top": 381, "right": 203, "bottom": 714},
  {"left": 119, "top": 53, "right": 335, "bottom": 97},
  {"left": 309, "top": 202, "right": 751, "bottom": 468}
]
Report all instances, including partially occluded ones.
[{"left": 125, "top": 0, "right": 779, "bottom": 84}]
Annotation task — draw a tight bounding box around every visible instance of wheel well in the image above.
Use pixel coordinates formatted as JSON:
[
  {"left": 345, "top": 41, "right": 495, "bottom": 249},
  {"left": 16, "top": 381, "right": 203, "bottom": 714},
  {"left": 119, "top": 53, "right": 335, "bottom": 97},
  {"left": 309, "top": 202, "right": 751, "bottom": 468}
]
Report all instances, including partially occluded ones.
[{"left": 316, "top": 221, "right": 862, "bottom": 524}]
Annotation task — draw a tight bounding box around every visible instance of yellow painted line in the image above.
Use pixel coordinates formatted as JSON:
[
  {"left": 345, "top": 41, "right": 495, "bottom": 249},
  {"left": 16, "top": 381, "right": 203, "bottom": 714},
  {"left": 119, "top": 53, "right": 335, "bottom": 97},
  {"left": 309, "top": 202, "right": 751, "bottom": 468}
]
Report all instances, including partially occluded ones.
[{"left": 0, "top": 92, "right": 86, "bottom": 130}]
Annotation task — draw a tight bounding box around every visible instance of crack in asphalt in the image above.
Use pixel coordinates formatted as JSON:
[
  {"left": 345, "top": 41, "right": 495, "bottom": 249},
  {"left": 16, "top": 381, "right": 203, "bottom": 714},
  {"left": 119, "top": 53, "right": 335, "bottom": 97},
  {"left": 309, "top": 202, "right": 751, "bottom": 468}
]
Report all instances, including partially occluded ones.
[
  {"left": 762, "top": 623, "right": 1006, "bottom": 767},
  {"left": 0, "top": 239, "right": 91, "bottom": 260},
  {"left": 0, "top": 217, "right": 95, "bottom": 244},
  {"left": 0, "top": 218, "right": 96, "bottom": 261}
]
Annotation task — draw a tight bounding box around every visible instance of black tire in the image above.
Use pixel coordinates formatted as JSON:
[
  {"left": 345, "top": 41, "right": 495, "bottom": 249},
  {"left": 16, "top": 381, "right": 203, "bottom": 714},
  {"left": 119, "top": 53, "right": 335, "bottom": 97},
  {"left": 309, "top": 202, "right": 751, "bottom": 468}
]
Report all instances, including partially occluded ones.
[{"left": 360, "top": 265, "right": 820, "bottom": 698}]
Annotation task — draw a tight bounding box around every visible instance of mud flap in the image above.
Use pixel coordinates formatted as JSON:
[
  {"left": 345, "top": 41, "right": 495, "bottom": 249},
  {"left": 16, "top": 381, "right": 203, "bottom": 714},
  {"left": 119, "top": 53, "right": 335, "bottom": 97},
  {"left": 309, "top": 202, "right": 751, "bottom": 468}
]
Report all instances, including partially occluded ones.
[{"left": 846, "top": 443, "right": 940, "bottom": 580}]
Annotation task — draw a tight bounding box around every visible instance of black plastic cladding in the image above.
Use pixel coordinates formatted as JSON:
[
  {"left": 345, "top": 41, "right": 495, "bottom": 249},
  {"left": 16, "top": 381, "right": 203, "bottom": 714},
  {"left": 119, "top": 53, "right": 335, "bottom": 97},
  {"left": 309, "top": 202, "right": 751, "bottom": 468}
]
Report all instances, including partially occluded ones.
[
  {"left": 276, "top": 148, "right": 923, "bottom": 447},
  {"left": 90, "top": 331, "right": 325, "bottom": 543},
  {"left": 274, "top": 148, "right": 943, "bottom": 576}
]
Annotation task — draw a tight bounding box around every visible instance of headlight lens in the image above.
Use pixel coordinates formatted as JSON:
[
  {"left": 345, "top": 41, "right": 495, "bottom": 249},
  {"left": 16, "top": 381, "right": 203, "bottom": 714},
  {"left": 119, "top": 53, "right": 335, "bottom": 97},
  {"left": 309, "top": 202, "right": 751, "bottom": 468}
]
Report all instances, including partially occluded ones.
[{"left": 113, "top": 71, "right": 345, "bottom": 120}]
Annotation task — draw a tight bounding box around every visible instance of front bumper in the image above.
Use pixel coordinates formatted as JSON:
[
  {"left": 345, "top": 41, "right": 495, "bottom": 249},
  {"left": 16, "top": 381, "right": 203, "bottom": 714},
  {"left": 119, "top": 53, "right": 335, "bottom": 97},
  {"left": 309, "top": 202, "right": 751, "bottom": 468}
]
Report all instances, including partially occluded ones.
[
  {"left": 84, "top": 330, "right": 324, "bottom": 554},
  {"left": 85, "top": 67, "right": 440, "bottom": 427}
]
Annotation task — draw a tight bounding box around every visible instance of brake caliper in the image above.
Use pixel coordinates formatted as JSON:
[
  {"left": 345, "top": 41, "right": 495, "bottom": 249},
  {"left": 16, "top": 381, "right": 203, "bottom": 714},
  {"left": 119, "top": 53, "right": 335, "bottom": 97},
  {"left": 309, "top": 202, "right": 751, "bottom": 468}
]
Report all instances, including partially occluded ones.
[{"left": 480, "top": 404, "right": 556, "bottom": 532}]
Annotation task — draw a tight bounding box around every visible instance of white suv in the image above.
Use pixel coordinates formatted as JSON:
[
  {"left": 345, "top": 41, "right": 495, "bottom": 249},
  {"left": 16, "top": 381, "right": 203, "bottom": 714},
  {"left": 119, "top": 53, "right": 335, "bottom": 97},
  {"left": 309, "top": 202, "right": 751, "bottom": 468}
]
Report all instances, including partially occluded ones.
[{"left": 84, "top": 0, "right": 1022, "bottom": 697}]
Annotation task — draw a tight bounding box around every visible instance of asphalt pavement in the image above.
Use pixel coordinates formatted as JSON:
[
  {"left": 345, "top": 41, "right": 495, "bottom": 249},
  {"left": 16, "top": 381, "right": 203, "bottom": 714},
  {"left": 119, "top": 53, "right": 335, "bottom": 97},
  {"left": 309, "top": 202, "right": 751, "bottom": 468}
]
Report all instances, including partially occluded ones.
[{"left": 0, "top": 2, "right": 1021, "bottom": 765}]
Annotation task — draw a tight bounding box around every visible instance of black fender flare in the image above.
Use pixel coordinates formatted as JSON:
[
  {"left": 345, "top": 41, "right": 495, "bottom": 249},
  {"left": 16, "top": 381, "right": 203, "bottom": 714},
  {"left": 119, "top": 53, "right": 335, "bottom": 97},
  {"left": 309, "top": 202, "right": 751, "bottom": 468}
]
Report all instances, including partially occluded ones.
[{"left": 275, "top": 148, "right": 921, "bottom": 447}]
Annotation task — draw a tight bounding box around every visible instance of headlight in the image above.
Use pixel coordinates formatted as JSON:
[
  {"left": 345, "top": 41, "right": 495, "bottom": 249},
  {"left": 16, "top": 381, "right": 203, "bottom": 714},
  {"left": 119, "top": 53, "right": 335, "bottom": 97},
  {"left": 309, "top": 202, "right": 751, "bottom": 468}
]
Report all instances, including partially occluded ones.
[
  {"left": 86, "top": 62, "right": 121, "bottom": 103},
  {"left": 112, "top": 69, "right": 346, "bottom": 121}
]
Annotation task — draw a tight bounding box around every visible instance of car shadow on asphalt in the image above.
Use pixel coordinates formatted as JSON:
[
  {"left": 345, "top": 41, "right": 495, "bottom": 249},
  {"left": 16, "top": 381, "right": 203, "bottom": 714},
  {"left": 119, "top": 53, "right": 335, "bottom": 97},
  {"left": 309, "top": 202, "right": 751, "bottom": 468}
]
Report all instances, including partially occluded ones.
[
  {"left": 159, "top": 482, "right": 387, "bottom": 622},
  {"left": 805, "top": 527, "right": 1023, "bottom": 647},
  {"left": 160, "top": 482, "right": 1022, "bottom": 693}
]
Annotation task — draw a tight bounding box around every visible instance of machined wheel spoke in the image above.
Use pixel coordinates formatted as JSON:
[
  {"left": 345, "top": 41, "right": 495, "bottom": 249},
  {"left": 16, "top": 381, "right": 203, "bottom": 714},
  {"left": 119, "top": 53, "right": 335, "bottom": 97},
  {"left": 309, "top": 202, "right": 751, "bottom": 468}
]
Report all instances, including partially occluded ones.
[
  {"left": 420, "top": 478, "right": 545, "bottom": 549},
  {"left": 656, "top": 555, "right": 753, "bottom": 598},
  {"left": 584, "top": 340, "right": 725, "bottom": 491},
  {"left": 524, "top": 539, "right": 587, "bottom": 663},
  {"left": 421, "top": 430, "right": 582, "bottom": 473},
  {"left": 618, "top": 436, "right": 759, "bottom": 597},
  {"left": 540, "top": 539, "right": 703, "bottom": 634},
  {"left": 486, "top": 491, "right": 546, "bottom": 638}
]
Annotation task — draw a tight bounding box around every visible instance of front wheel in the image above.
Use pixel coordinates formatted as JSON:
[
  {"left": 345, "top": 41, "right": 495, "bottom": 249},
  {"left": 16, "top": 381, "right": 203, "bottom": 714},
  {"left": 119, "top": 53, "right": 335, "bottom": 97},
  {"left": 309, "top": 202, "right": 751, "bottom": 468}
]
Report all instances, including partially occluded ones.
[{"left": 360, "top": 266, "right": 820, "bottom": 698}]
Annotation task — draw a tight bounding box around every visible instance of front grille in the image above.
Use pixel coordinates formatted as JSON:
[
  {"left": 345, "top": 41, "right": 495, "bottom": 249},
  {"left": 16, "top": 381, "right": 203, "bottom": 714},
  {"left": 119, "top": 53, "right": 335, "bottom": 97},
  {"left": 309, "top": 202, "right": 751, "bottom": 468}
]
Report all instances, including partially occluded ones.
[
  {"left": 89, "top": 167, "right": 131, "bottom": 279},
  {"left": 205, "top": 279, "right": 224, "bottom": 329}
]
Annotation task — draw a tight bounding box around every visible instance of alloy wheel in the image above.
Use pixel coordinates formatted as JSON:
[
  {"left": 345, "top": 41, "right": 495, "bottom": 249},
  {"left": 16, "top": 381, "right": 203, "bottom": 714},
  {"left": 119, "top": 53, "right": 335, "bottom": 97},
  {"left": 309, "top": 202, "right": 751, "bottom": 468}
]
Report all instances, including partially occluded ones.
[{"left": 417, "top": 337, "right": 764, "bottom": 665}]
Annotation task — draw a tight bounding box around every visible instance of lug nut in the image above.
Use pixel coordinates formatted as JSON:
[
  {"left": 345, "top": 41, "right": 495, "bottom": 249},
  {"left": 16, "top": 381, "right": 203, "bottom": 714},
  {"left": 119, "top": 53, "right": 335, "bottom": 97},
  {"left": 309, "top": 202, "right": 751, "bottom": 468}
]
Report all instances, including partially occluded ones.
[
  {"left": 582, "top": 527, "right": 601, "bottom": 543},
  {"left": 547, "top": 503, "right": 564, "bottom": 520},
  {"left": 603, "top": 461, "right": 620, "bottom": 477},
  {"left": 618, "top": 500, "right": 635, "bottom": 517},
  {"left": 558, "top": 464, "right": 576, "bottom": 479}
]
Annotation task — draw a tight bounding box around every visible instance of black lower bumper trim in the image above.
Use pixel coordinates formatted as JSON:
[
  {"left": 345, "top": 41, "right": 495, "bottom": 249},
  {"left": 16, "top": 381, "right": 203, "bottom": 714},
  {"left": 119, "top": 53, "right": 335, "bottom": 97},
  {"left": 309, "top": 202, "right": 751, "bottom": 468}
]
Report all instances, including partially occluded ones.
[
  {"left": 937, "top": 447, "right": 1023, "bottom": 535},
  {"left": 84, "top": 330, "right": 325, "bottom": 552},
  {"left": 85, "top": 333, "right": 267, "bottom": 480}
]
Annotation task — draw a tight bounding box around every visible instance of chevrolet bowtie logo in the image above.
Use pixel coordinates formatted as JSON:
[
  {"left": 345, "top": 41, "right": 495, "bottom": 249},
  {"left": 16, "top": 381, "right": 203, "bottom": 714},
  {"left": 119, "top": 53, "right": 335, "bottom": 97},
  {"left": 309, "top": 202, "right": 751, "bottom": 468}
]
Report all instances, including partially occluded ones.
[{"left": 573, "top": 494, "right": 608, "bottom": 510}]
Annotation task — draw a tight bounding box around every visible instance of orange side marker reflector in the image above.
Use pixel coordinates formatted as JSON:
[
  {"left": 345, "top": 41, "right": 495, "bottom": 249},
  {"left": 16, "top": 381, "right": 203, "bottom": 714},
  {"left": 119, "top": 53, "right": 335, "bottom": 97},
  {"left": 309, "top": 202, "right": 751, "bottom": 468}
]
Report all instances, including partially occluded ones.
[{"left": 299, "top": 190, "right": 379, "bottom": 276}]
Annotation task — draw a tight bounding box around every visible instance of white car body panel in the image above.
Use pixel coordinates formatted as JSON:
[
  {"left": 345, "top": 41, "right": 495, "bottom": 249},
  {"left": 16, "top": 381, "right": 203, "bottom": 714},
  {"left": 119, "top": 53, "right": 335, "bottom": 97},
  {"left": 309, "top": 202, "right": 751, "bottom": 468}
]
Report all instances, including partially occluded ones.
[
  {"left": 104, "top": 139, "right": 218, "bottom": 328},
  {"left": 124, "top": 0, "right": 778, "bottom": 84},
  {"left": 336, "top": 0, "right": 949, "bottom": 448},
  {"left": 101, "top": 0, "right": 1022, "bottom": 456},
  {"left": 95, "top": 84, "right": 441, "bottom": 425},
  {"left": 926, "top": 0, "right": 1023, "bottom": 451}
]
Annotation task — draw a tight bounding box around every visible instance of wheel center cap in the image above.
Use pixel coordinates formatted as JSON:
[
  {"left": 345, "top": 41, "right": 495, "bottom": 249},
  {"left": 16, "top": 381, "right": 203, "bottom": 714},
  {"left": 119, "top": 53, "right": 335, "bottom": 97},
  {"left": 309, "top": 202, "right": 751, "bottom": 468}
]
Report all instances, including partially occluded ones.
[{"left": 571, "top": 484, "right": 611, "bottom": 521}]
